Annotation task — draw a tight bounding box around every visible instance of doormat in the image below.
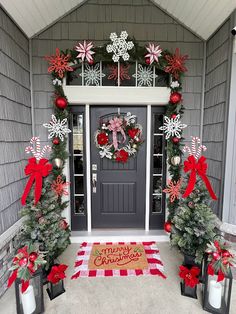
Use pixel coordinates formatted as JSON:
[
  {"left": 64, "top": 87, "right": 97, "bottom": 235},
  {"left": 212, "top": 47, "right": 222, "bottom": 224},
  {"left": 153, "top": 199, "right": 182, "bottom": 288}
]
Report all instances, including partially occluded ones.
[{"left": 71, "top": 242, "right": 166, "bottom": 279}]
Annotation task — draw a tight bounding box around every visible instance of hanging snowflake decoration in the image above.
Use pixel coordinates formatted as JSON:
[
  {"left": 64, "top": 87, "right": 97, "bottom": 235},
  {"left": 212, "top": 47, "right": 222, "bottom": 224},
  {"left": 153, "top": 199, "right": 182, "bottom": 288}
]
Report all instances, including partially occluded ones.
[
  {"left": 25, "top": 137, "right": 51, "bottom": 161},
  {"left": 98, "top": 145, "right": 113, "bottom": 159},
  {"left": 159, "top": 114, "right": 187, "bottom": 139},
  {"left": 164, "top": 48, "right": 188, "bottom": 80},
  {"left": 183, "top": 136, "right": 207, "bottom": 159},
  {"left": 145, "top": 43, "right": 162, "bottom": 65},
  {"left": 43, "top": 115, "right": 71, "bottom": 141},
  {"left": 106, "top": 31, "right": 134, "bottom": 62},
  {"left": 163, "top": 179, "right": 182, "bottom": 203},
  {"left": 80, "top": 63, "right": 105, "bottom": 86},
  {"left": 75, "top": 40, "right": 95, "bottom": 63},
  {"left": 52, "top": 78, "right": 62, "bottom": 86},
  {"left": 51, "top": 175, "right": 70, "bottom": 197},
  {"left": 45, "top": 48, "right": 73, "bottom": 79},
  {"left": 108, "top": 64, "right": 130, "bottom": 83},
  {"left": 132, "top": 64, "right": 157, "bottom": 86}
]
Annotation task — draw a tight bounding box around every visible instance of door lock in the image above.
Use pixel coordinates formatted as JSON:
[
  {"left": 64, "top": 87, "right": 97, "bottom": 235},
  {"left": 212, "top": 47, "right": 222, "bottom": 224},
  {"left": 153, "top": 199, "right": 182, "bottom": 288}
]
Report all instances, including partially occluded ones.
[{"left": 92, "top": 173, "right": 97, "bottom": 193}]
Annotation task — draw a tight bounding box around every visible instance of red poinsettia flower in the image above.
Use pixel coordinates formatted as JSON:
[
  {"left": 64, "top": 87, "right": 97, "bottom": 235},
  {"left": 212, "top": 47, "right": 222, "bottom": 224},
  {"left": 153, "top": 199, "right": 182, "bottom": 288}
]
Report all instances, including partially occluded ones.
[
  {"left": 97, "top": 133, "right": 109, "bottom": 146},
  {"left": 165, "top": 48, "right": 188, "bottom": 80},
  {"left": 179, "top": 265, "right": 200, "bottom": 288},
  {"left": 47, "top": 264, "right": 68, "bottom": 284},
  {"left": 51, "top": 175, "right": 70, "bottom": 197},
  {"left": 128, "top": 128, "right": 139, "bottom": 139},
  {"left": 115, "top": 149, "right": 129, "bottom": 163},
  {"left": 45, "top": 48, "right": 73, "bottom": 78}
]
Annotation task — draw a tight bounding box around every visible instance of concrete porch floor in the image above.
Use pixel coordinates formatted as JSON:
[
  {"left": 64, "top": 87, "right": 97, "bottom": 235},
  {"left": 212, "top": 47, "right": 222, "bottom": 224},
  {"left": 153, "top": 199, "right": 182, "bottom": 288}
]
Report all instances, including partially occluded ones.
[{"left": 1, "top": 242, "right": 236, "bottom": 314}]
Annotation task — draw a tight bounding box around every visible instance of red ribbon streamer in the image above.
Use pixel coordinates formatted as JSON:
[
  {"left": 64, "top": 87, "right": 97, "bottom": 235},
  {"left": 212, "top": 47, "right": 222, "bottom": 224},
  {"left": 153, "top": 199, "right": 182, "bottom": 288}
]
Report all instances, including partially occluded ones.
[
  {"left": 21, "top": 157, "right": 52, "bottom": 205},
  {"left": 182, "top": 155, "right": 217, "bottom": 200}
]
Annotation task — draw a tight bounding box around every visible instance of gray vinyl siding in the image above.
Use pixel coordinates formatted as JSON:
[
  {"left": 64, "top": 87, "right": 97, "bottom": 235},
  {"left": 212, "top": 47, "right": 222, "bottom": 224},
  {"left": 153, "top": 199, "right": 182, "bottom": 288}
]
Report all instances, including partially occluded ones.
[
  {"left": 203, "top": 19, "right": 232, "bottom": 216},
  {"left": 31, "top": 0, "right": 204, "bottom": 146},
  {"left": 0, "top": 8, "right": 31, "bottom": 234}
]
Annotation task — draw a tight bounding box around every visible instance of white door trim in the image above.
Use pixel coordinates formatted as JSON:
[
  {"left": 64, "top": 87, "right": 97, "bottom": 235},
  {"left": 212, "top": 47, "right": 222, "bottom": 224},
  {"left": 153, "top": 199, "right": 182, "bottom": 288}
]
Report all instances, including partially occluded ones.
[{"left": 63, "top": 85, "right": 169, "bottom": 231}]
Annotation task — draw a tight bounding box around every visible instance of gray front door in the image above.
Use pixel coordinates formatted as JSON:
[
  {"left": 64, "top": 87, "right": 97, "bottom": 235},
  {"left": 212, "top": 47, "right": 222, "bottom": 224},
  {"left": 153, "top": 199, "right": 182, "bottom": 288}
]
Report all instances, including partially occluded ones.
[{"left": 90, "top": 106, "right": 146, "bottom": 228}]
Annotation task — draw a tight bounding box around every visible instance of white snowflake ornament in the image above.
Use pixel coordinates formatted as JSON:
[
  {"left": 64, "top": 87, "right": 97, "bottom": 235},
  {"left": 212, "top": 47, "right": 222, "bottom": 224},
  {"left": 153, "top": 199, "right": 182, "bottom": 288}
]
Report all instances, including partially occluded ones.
[
  {"left": 99, "top": 145, "right": 113, "bottom": 159},
  {"left": 159, "top": 115, "right": 187, "bottom": 139},
  {"left": 124, "top": 112, "right": 136, "bottom": 125},
  {"left": 80, "top": 63, "right": 105, "bottom": 86},
  {"left": 43, "top": 115, "right": 71, "bottom": 141},
  {"left": 133, "top": 64, "right": 157, "bottom": 86},
  {"left": 106, "top": 31, "right": 134, "bottom": 62},
  {"left": 52, "top": 78, "right": 62, "bottom": 86},
  {"left": 183, "top": 136, "right": 207, "bottom": 159}
]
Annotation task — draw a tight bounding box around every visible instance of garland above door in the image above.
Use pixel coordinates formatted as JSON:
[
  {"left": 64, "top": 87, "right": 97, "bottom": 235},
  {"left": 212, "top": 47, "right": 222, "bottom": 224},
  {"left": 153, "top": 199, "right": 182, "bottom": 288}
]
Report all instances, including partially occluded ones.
[{"left": 44, "top": 30, "right": 189, "bottom": 225}]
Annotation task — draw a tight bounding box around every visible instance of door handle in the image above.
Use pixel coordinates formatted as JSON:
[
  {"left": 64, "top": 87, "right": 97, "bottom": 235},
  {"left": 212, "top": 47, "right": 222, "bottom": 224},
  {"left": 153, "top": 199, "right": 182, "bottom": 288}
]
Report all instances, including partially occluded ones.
[{"left": 92, "top": 173, "right": 97, "bottom": 193}]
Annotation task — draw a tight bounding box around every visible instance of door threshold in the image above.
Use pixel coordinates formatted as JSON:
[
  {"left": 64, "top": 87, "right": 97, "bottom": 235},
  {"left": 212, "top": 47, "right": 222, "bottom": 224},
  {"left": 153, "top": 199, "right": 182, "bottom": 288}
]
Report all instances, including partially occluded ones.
[{"left": 70, "top": 229, "right": 169, "bottom": 243}]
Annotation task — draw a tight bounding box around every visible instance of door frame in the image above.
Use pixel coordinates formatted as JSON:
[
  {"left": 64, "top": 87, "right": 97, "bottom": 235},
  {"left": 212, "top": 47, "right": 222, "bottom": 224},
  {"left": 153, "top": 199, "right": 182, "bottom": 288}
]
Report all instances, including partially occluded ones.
[{"left": 63, "top": 84, "right": 170, "bottom": 232}]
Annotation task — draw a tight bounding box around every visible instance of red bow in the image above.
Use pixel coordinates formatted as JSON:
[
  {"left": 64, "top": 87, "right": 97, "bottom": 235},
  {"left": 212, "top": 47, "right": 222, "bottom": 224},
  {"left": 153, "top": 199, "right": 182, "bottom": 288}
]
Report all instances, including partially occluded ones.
[
  {"left": 21, "top": 158, "right": 52, "bottom": 205},
  {"left": 182, "top": 155, "right": 217, "bottom": 200}
]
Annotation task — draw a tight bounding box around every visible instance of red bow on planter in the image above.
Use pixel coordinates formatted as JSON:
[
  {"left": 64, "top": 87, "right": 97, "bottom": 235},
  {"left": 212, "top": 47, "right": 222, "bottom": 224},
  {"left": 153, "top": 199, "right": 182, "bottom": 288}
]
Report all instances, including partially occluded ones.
[
  {"left": 21, "top": 158, "right": 52, "bottom": 205},
  {"left": 182, "top": 155, "right": 217, "bottom": 200}
]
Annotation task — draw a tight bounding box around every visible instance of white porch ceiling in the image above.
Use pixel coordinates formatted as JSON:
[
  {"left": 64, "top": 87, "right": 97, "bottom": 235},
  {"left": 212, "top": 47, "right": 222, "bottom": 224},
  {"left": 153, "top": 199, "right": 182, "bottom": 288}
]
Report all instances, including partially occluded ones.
[{"left": 0, "top": 0, "right": 236, "bottom": 39}]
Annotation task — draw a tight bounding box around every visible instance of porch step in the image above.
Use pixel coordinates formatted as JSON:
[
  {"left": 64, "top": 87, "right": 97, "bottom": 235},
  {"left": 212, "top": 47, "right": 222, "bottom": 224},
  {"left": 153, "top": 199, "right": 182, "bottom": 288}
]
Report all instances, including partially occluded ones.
[{"left": 70, "top": 229, "right": 169, "bottom": 243}]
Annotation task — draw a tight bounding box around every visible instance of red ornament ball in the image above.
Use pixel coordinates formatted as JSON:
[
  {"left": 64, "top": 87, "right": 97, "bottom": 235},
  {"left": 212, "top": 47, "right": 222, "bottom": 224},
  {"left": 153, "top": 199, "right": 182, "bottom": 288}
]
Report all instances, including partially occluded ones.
[
  {"left": 53, "top": 137, "right": 60, "bottom": 145},
  {"left": 55, "top": 96, "right": 68, "bottom": 109},
  {"left": 222, "top": 251, "right": 230, "bottom": 258},
  {"left": 171, "top": 114, "right": 178, "bottom": 119},
  {"left": 164, "top": 221, "right": 172, "bottom": 233},
  {"left": 28, "top": 262, "right": 35, "bottom": 273},
  {"left": 170, "top": 92, "right": 182, "bottom": 104},
  {"left": 19, "top": 257, "right": 28, "bottom": 267},
  {"left": 29, "top": 252, "right": 38, "bottom": 262},
  {"left": 145, "top": 58, "right": 151, "bottom": 65},
  {"left": 172, "top": 137, "right": 180, "bottom": 144},
  {"left": 212, "top": 252, "right": 220, "bottom": 260},
  {"left": 88, "top": 59, "right": 94, "bottom": 65},
  {"left": 59, "top": 219, "right": 68, "bottom": 230}
]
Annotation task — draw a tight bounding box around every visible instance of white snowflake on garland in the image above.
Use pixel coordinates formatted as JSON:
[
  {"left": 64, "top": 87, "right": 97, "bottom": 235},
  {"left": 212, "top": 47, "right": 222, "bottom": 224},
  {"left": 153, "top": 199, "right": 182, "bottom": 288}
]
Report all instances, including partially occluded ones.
[
  {"left": 106, "top": 31, "right": 134, "bottom": 62},
  {"left": 43, "top": 114, "right": 71, "bottom": 141},
  {"left": 159, "top": 114, "right": 187, "bottom": 139},
  {"left": 99, "top": 145, "right": 113, "bottom": 159},
  {"left": 80, "top": 63, "right": 105, "bottom": 86},
  {"left": 133, "top": 64, "right": 157, "bottom": 86}
]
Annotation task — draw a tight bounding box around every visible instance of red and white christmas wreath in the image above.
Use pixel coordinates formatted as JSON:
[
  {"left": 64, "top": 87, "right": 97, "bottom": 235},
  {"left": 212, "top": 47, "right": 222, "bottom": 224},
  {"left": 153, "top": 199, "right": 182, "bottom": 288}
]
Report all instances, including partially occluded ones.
[{"left": 94, "top": 112, "right": 144, "bottom": 163}]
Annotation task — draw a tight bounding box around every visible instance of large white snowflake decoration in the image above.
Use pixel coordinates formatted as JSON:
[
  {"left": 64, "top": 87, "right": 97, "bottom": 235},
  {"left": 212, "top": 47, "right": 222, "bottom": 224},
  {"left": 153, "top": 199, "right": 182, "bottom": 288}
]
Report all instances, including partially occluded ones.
[
  {"left": 159, "top": 114, "right": 187, "bottom": 139},
  {"left": 43, "top": 115, "right": 71, "bottom": 141},
  {"left": 25, "top": 137, "right": 51, "bottom": 161},
  {"left": 132, "top": 64, "right": 157, "bottom": 86},
  {"left": 80, "top": 63, "right": 105, "bottom": 86},
  {"left": 106, "top": 31, "right": 134, "bottom": 62},
  {"left": 99, "top": 145, "right": 113, "bottom": 159},
  {"left": 183, "top": 136, "right": 207, "bottom": 159}
]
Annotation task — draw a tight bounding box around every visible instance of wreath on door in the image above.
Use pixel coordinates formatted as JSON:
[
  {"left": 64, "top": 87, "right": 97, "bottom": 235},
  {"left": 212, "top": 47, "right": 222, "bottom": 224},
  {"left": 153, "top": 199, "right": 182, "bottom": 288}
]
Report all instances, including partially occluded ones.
[{"left": 94, "top": 112, "right": 144, "bottom": 163}]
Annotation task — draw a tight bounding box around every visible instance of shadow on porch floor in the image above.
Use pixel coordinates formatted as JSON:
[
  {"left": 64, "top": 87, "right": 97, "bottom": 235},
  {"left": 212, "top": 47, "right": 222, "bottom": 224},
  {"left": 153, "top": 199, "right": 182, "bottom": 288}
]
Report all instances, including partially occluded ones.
[{"left": 1, "top": 242, "right": 236, "bottom": 314}]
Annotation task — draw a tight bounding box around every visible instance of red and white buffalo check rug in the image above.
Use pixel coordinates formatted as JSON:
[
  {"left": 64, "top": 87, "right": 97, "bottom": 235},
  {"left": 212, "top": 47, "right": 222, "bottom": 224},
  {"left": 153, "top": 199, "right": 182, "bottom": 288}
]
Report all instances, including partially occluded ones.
[{"left": 71, "top": 242, "right": 166, "bottom": 279}]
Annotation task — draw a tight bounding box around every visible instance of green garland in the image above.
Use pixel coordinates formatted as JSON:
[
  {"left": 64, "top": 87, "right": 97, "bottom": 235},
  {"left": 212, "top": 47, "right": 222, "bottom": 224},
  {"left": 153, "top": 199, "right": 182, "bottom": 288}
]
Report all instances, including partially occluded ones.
[{"left": 45, "top": 36, "right": 188, "bottom": 226}]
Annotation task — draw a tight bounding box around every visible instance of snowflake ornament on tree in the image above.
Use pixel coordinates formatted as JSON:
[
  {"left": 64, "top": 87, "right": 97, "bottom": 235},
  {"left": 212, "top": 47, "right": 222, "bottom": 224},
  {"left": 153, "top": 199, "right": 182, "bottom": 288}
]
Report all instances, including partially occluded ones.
[
  {"left": 132, "top": 64, "right": 157, "bottom": 86},
  {"left": 43, "top": 115, "right": 71, "bottom": 141},
  {"left": 170, "top": 80, "right": 180, "bottom": 89},
  {"left": 106, "top": 31, "right": 134, "bottom": 62},
  {"left": 159, "top": 114, "right": 187, "bottom": 139},
  {"left": 75, "top": 40, "right": 95, "bottom": 63},
  {"left": 45, "top": 48, "right": 73, "bottom": 79},
  {"left": 108, "top": 64, "right": 130, "bottom": 82},
  {"left": 183, "top": 136, "right": 207, "bottom": 159},
  {"left": 80, "top": 63, "right": 105, "bottom": 86},
  {"left": 52, "top": 78, "right": 62, "bottom": 86},
  {"left": 163, "top": 179, "right": 182, "bottom": 203},
  {"left": 145, "top": 43, "right": 162, "bottom": 64}
]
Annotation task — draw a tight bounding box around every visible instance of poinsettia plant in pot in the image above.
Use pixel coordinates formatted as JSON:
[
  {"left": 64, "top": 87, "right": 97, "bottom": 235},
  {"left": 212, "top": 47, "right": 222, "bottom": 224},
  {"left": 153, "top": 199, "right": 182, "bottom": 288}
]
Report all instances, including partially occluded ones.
[
  {"left": 8, "top": 243, "right": 46, "bottom": 314},
  {"left": 46, "top": 264, "right": 68, "bottom": 300}
]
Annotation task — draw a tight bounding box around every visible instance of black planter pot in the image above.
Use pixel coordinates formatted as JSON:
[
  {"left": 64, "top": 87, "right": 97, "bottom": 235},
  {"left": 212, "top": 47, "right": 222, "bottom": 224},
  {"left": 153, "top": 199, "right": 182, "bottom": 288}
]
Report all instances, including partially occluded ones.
[{"left": 180, "top": 281, "right": 197, "bottom": 299}]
